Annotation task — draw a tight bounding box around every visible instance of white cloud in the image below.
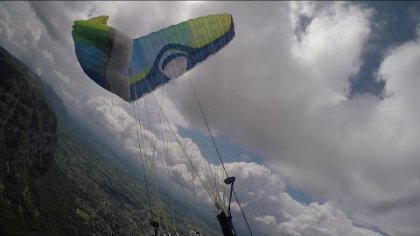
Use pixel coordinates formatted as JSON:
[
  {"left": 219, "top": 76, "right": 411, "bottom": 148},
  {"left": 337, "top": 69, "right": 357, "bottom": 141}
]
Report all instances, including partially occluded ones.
[
  {"left": 254, "top": 215, "right": 277, "bottom": 225},
  {"left": 278, "top": 202, "right": 382, "bottom": 236},
  {"left": 357, "top": 37, "right": 420, "bottom": 236},
  {"left": 35, "top": 67, "right": 42, "bottom": 76},
  {"left": 53, "top": 69, "right": 69, "bottom": 84},
  {"left": 25, "top": 21, "right": 41, "bottom": 42},
  {"left": 40, "top": 49, "right": 54, "bottom": 63},
  {"left": 69, "top": 94, "right": 381, "bottom": 235},
  {"left": 0, "top": 17, "right": 14, "bottom": 41},
  {"left": 169, "top": 0, "right": 374, "bottom": 203}
]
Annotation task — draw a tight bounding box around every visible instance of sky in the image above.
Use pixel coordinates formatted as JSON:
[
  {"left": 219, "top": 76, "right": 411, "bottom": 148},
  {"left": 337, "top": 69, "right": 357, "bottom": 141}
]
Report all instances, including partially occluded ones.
[{"left": 1, "top": 1, "right": 420, "bottom": 236}]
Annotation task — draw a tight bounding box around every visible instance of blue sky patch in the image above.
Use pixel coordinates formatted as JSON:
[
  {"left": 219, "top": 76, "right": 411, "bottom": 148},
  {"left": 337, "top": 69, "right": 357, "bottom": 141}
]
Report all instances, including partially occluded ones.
[
  {"left": 177, "top": 126, "right": 263, "bottom": 165},
  {"left": 350, "top": 2, "right": 420, "bottom": 97}
]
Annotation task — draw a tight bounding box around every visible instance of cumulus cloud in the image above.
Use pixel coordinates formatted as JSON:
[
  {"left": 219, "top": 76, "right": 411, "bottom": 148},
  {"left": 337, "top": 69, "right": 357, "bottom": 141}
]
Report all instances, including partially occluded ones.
[
  {"left": 160, "top": 2, "right": 420, "bottom": 235},
  {"left": 255, "top": 215, "right": 277, "bottom": 225},
  {"left": 358, "top": 37, "right": 420, "bottom": 236},
  {"left": 40, "top": 49, "right": 54, "bottom": 63},
  {"left": 170, "top": 0, "right": 375, "bottom": 202},
  {"left": 70, "top": 94, "right": 381, "bottom": 235},
  {"left": 278, "top": 202, "right": 382, "bottom": 236}
]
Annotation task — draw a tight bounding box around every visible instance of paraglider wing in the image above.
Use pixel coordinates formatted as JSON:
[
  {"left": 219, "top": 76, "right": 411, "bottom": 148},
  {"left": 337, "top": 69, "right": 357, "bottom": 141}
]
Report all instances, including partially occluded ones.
[{"left": 72, "top": 14, "right": 235, "bottom": 102}]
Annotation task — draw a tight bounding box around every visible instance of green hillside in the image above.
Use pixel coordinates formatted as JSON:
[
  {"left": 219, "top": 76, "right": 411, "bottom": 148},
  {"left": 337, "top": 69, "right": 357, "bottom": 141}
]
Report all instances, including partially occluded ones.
[{"left": 0, "top": 46, "right": 220, "bottom": 236}]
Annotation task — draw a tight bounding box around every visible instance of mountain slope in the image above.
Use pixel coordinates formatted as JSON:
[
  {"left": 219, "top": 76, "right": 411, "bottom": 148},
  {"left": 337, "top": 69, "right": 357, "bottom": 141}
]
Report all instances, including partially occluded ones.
[
  {"left": 0, "top": 46, "right": 151, "bottom": 236},
  {"left": 0, "top": 46, "right": 80, "bottom": 235},
  {"left": 0, "top": 46, "right": 221, "bottom": 236}
]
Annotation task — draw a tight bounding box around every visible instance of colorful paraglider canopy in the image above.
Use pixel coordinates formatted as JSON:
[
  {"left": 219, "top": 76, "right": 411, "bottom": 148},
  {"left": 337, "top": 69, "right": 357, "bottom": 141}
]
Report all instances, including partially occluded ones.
[{"left": 72, "top": 14, "right": 235, "bottom": 102}]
